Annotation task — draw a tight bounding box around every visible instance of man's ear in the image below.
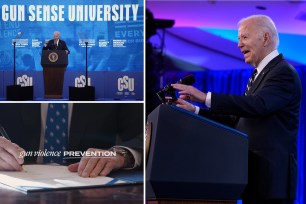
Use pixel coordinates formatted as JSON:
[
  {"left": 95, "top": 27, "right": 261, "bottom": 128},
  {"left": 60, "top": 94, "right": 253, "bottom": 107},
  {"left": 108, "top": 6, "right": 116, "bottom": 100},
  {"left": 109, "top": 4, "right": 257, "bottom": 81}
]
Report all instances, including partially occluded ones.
[{"left": 263, "top": 32, "right": 271, "bottom": 47}]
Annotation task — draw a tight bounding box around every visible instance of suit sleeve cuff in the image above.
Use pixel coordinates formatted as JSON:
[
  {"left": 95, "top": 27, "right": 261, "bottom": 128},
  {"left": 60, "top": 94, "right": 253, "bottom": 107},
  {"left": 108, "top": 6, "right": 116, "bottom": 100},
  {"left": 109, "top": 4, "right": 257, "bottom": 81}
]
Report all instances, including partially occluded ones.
[{"left": 112, "top": 145, "right": 142, "bottom": 170}]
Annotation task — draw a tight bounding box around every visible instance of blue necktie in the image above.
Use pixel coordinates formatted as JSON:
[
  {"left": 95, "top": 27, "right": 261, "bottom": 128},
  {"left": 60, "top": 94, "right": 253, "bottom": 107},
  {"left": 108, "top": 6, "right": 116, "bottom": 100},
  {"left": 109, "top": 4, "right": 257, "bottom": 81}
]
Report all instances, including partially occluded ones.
[
  {"left": 44, "top": 103, "right": 68, "bottom": 164},
  {"left": 244, "top": 69, "right": 258, "bottom": 96}
]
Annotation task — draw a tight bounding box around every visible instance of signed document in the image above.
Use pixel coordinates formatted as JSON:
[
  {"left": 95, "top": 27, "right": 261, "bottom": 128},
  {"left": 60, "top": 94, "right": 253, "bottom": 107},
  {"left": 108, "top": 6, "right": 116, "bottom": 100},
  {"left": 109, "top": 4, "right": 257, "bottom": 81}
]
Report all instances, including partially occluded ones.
[{"left": 0, "top": 165, "right": 127, "bottom": 193}]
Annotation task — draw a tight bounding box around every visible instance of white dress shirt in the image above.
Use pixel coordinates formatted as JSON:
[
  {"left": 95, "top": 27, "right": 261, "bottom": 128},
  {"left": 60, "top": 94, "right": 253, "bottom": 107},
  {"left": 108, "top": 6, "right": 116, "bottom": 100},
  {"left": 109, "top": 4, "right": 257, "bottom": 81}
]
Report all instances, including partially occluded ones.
[{"left": 194, "top": 50, "right": 279, "bottom": 112}]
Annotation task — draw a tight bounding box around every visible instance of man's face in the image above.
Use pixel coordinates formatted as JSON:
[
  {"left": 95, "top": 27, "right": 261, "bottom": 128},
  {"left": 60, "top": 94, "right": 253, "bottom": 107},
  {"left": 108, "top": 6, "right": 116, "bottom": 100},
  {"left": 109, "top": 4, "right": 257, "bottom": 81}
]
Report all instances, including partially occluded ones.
[
  {"left": 238, "top": 20, "right": 266, "bottom": 67},
  {"left": 54, "top": 33, "right": 60, "bottom": 40}
]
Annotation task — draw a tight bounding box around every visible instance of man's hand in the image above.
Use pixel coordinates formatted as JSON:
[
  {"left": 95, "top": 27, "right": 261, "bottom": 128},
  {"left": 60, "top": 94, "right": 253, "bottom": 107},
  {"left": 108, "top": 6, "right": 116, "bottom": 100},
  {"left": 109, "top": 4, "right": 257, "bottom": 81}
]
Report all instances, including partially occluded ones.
[
  {"left": 0, "top": 137, "right": 25, "bottom": 171},
  {"left": 171, "top": 84, "right": 207, "bottom": 103},
  {"left": 65, "top": 50, "right": 69, "bottom": 55},
  {"left": 175, "top": 98, "right": 196, "bottom": 112},
  {"left": 44, "top": 40, "right": 49, "bottom": 47},
  {"left": 68, "top": 148, "right": 125, "bottom": 178}
]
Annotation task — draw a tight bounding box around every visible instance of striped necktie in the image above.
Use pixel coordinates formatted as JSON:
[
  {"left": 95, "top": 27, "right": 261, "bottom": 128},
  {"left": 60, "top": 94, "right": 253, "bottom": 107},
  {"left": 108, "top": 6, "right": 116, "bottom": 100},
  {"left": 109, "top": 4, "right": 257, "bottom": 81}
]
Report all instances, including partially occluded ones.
[
  {"left": 44, "top": 103, "right": 68, "bottom": 164},
  {"left": 244, "top": 69, "right": 258, "bottom": 96}
]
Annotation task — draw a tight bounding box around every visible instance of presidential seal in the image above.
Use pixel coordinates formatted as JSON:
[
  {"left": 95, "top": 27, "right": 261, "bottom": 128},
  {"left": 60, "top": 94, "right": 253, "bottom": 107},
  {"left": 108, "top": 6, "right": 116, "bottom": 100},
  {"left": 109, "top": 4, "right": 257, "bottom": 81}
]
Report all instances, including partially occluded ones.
[{"left": 48, "top": 52, "right": 59, "bottom": 62}]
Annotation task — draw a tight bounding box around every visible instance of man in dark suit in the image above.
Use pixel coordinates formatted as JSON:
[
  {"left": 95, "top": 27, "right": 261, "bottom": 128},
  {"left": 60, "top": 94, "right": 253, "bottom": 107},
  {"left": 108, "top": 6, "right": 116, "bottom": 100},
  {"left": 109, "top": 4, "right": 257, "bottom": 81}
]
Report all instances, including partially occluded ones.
[
  {"left": 172, "top": 15, "right": 302, "bottom": 204},
  {"left": 0, "top": 103, "right": 143, "bottom": 178},
  {"left": 43, "top": 31, "right": 70, "bottom": 54}
]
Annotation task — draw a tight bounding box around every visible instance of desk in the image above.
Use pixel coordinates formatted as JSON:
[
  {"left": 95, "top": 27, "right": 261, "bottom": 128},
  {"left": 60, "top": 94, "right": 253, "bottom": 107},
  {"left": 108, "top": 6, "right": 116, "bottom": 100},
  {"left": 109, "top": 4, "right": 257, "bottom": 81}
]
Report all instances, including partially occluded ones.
[{"left": 0, "top": 183, "right": 143, "bottom": 204}]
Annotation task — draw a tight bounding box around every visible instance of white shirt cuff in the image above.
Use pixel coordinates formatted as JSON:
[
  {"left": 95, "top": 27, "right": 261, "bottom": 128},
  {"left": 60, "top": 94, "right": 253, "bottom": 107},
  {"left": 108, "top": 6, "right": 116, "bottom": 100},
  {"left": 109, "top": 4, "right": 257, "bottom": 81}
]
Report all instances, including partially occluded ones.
[
  {"left": 205, "top": 92, "right": 212, "bottom": 108},
  {"left": 194, "top": 106, "right": 200, "bottom": 115}
]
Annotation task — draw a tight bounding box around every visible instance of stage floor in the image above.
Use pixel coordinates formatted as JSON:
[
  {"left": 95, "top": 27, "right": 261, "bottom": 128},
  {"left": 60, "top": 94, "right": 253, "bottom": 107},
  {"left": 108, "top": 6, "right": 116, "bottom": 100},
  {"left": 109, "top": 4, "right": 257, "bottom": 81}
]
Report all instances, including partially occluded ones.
[{"left": 0, "top": 97, "right": 142, "bottom": 101}]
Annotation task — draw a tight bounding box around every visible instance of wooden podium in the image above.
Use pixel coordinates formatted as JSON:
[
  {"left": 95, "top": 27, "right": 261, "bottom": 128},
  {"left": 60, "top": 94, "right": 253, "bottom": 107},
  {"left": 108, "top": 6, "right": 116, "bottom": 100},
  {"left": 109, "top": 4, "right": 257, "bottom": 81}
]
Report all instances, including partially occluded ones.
[
  {"left": 41, "top": 50, "right": 68, "bottom": 99},
  {"left": 146, "top": 105, "right": 248, "bottom": 203}
]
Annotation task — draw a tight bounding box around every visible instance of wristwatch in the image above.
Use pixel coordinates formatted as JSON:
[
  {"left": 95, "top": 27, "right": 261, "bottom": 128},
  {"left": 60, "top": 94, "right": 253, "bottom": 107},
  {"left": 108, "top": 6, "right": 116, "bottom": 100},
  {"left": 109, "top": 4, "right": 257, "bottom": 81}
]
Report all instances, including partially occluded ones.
[{"left": 110, "top": 147, "right": 135, "bottom": 168}]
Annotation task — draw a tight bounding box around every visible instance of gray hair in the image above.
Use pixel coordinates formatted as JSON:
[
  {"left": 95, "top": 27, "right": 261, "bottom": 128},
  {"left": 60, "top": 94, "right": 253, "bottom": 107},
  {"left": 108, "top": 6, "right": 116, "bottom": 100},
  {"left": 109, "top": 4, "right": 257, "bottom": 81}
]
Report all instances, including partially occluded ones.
[{"left": 238, "top": 15, "right": 279, "bottom": 49}]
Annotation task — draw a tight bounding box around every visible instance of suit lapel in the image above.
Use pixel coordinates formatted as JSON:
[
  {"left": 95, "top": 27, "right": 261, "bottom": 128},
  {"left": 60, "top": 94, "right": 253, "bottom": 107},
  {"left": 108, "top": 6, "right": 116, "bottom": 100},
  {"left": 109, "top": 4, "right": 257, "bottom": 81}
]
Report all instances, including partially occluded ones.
[
  {"left": 21, "top": 104, "right": 41, "bottom": 162},
  {"left": 248, "top": 54, "right": 283, "bottom": 94},
  {"left": 68, "top": 104, "right": 88, "bottom": 151},
  {"left": 21, "top": 104, "right": 41, "bottom": 141}
]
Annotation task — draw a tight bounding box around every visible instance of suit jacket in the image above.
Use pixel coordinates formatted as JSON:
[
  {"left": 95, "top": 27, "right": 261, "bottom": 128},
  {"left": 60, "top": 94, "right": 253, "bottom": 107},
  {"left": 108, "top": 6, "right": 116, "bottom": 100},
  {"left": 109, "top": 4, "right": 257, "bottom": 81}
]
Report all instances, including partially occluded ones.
[
  {"left": 0, "top": 103, "right": 143, "bottom": 164},
  {"left": 43, "top": 39, "right": 70, "bottom": 54},
  {"left": 199, "top": 54, "right": 302, "bottom": 199}
]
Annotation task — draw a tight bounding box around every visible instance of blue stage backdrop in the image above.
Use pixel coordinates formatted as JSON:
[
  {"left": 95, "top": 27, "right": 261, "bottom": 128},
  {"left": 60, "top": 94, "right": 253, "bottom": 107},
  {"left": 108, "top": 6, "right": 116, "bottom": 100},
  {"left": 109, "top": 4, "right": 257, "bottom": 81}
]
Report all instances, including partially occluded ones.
[{"left": 0, "top": 0, "right": 143, "bottom": 71}]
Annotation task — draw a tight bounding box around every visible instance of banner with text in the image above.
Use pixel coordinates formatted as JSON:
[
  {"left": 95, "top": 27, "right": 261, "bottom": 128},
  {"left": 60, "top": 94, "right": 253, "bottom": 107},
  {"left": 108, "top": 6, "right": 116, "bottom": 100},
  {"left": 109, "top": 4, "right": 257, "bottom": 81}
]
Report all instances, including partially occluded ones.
[
  {"left": 1, "top": 71, "right": 143, "bottom": 100},
  {"left": 0, "top": 0, "right": 144, "bottom": 71}
]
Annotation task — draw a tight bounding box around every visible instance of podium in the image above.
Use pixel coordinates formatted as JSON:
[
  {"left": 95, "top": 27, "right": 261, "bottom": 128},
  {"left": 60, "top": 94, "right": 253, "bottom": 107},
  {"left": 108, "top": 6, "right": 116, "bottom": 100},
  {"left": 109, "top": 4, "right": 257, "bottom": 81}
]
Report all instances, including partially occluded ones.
[
  {"left": 41, "top": 50, "right": 68, "bottom": 99},
  {"left": 146, "top": 105, "right": 248, "bottom": 203}
]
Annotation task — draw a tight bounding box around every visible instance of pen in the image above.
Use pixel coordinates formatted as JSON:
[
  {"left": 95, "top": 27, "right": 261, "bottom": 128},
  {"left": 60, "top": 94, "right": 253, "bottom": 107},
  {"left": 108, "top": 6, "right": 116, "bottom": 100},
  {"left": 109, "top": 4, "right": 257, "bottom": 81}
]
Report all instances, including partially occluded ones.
[
  {"left": 0, "top": 123, "right": 11, "bottom": 141},
  {"left": 0, "top": 123, "right": 25, "bottom": 171}
]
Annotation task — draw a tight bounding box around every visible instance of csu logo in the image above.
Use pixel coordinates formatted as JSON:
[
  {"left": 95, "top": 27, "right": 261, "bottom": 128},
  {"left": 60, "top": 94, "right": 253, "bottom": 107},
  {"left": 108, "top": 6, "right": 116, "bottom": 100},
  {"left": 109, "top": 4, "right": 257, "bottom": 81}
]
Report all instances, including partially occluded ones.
[
  {"left": 17, "top": 75, "right": 33, "bottom": 86},
  {"left": 75, "top": 75, "right": 91, "bottom": 87},
  {"left": 118, "top": 76, "right": 134, "bottom": 91}
]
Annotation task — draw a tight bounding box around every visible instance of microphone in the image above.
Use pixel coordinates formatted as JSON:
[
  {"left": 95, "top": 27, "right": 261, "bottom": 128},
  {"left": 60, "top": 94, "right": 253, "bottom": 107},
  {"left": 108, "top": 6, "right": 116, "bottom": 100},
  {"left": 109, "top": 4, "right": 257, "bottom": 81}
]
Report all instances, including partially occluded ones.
[
  {"left": 13, "top": 32, "right": 22, "bottom": 43},
  {"left": 177, "top": 74, "right": 195, "bottom": 85},
  {"left": 16, "top": 32, "right": 22, "bottom": 39},
  {"left": 156, "top": 74, "right": 196, "bottom": 103}
]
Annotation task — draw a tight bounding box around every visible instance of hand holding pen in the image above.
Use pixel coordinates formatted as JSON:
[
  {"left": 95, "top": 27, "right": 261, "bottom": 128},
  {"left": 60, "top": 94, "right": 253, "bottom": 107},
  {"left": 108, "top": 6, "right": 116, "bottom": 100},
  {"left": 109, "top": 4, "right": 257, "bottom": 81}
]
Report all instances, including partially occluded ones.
[{"left": 0, "top": 124, "right": 25, "bottom": 171}]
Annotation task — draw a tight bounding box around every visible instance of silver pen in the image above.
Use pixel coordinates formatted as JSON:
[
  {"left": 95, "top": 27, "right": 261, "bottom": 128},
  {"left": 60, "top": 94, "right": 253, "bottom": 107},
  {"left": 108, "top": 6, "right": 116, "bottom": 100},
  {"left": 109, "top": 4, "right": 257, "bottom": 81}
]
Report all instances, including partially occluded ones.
[
  {"left": 0, "top": 123, "right": 25, "bottom": 171},
  {"left": 0, "top": 123, "right": 11, "bottom": 141}
]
